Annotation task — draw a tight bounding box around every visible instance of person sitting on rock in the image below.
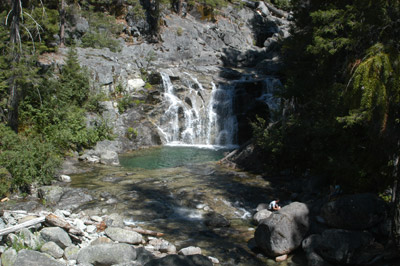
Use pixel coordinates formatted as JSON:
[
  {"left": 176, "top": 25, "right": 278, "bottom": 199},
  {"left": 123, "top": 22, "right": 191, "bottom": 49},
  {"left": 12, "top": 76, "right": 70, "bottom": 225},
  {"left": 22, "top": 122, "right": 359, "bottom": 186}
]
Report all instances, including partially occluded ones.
[{"left": 268, "top": 199, "right": 281, "bottom": 211}]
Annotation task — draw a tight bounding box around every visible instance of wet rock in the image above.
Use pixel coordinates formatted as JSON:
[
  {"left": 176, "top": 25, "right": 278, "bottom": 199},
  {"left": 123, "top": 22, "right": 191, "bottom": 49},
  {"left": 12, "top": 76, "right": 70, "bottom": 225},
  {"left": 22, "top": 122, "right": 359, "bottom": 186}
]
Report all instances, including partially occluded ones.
[
  {"left": 178, "top": 246, "right": 202, "bottom": 256},
  {"left": 41, "top": 241, "right": 64, "bottom": 259},
  {"left": 145, "top": 254, "right": 213, "bottom": 266},
  {"left": 77, "top": 243, "right": 137, "bottom": 265},
  {"left": 320, "top": 193, "right": 387, "bottom": 230},
  {"left": 105, "top": 227, "right": 143, "bottom": 244},
  {"left": 255, "top": 202, "right": 310, "bottom": 256},
  {"left": 136, "top": 247, "right": 156, "bottom": 265},
  {"left": 204, "top": 212, "right": 230, "bottom": 228},
  {"left": 40, "top": 227, "right": 72, "bottom": 249},
  {"left": 14, "top": 250, "right": 64, "bottom": 266}
]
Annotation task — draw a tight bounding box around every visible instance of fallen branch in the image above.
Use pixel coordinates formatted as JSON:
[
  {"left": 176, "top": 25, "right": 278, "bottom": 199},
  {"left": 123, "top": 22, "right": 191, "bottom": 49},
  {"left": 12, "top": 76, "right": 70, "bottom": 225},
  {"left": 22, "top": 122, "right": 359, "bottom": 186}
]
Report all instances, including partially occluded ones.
[
  {"left": 0, "top": 216, "right": 45, "bottom": 237},
  {"left": 45, "top": 214, "right": 83, "bottom": 236}
]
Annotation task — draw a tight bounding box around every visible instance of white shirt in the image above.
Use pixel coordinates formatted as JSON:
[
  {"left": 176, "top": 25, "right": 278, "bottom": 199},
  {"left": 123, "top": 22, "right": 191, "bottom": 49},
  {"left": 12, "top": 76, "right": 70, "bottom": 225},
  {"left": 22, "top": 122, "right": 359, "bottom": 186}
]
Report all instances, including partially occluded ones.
[{"left": 269, "top": 200, "right": 278, "bottom": 210}]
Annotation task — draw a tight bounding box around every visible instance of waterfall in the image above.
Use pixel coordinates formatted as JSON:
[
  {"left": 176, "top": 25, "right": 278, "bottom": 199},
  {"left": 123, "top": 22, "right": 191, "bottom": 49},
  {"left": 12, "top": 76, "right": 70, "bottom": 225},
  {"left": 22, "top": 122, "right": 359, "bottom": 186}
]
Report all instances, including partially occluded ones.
[
  {"left": 257, "top": 77, "right": 282, "bottom": 121},
  {"left": 158, "top": 72, "right": 237, "bottom": 148}
]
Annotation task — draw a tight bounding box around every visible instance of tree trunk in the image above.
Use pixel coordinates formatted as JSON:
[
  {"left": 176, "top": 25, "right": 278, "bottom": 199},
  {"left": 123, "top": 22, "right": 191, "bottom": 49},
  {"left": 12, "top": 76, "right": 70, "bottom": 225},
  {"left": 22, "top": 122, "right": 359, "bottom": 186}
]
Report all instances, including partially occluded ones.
[
  {"left": 60, "top": 0, "right": 66, "bottom": 47},
  {"left": 7, "top": 0, "right": 21, "bottom": 133},
  {"left": 392, "top": 152, "right": 400, "bottom": 250}
]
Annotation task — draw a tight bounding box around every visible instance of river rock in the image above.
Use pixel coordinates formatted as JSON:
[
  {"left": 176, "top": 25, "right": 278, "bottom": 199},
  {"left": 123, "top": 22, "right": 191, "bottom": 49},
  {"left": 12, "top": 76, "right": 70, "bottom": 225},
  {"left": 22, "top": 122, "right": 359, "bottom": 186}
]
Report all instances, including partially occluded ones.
[
  {"left": 204, "top": 212, "right": 230, "bottom": 227},
  {"left": 41, "top": 241, "right": 64, "bottom": 259},
  {"left": 38, "top": 186, "right": 64, "bottom": 205},
  {"left": 320, "top": 193, "right": 387, "bottom": 230},
  {"left": 56, "top": 187, "right": 94, "bottom": 211},
  {"left": 100, "top": 150, "right": 120, "bottom": 165},
  {"left": 253, "top": 209, "right": 272, "bottom": 224},
  {"left": 64, "top": 245, "right": 80, "bottom": 260},
  {"left": 19, "top": 228, "right": 42, "bottom": 250},
  {"left": 255, "top": 202, "right": 310, "bottom": 256},
  {"left": 105, "top": 227, "right": 143, "bottom": 244},
  {"left": 144, "top": 254, "right": 213, "bottom": 266},
  {"left": 1, "top": 248, "right": 17, "bottom": 266},
  {"left": 77, "top": 243, "right": 137, "bottom": 265},
  {"left": 58, "top": 174, "right": 71, "bottom": 183},
  {"left": 135, "top": 247, "right": 156, "bottom": 265},
  {"left": 316, "top": 229, "right": 384, "bottom": 265},
  {"left": 14, "top": 250, "right": 64, "bottom": 266},
  {"left": 90, "top": 236, "right": 113, "bottom": 245},
  {"left": 178, "top": 246, "right": 202, "bottom": 256},
  {"left": 40, "top": 227, "right": 72, "bottom": 249},
  {"left": 105, "top": 213, "right": 125, "bottom": 227}
]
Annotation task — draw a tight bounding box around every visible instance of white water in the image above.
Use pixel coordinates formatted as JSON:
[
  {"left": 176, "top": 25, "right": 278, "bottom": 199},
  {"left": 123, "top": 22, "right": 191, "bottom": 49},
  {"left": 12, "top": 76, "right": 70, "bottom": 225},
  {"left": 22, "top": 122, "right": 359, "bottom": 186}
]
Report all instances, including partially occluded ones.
[{"left": 159, "top": 72, "right": 238, "bottom": 147}]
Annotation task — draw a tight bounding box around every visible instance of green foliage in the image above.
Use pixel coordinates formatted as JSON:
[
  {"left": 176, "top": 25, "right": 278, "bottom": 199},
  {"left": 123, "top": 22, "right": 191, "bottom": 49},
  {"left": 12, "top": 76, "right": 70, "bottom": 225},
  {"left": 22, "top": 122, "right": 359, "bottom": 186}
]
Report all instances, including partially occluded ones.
[
  {"left": 0, "top": 125, "right": 61, "bottom": 194},
  {"left": 126, "top": 126, "right": 138, "bottom": 140},
  {"left": 254, "top": 0, "right": 400, "bottom": 193},
  {"left": 176, "top": 27, "right": 183, "bottom": 36},
  {"left": 269, "top": 0, "right": 292, "bottom": 11},
  {"left": 117, "top": 95, "right": 132, "bottom": 113},
  {"left": 81, "top": 31, "right": 122, "bottom": 52}
]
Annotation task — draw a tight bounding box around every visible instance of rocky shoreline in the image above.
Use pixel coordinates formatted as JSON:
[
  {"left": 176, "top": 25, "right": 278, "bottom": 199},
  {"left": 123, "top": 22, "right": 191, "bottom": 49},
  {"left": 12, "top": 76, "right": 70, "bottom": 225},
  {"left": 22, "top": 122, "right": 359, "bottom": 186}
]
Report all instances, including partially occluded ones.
[{"left": 0, "top": 204, "right": 218, "bottom": 266}]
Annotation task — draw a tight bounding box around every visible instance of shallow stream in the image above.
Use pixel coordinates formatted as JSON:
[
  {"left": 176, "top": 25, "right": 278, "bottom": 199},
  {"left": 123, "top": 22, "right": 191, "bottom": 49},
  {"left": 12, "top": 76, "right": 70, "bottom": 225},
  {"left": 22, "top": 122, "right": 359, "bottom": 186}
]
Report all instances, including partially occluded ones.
[{"left": 70, "top": 146, "right": 306, "bottom": 265}]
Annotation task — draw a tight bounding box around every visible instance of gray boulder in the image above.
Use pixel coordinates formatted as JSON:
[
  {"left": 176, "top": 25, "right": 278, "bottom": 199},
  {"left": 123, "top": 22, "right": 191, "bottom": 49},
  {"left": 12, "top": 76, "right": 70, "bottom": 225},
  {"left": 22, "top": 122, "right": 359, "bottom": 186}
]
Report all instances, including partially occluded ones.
[
  {"left": 1, "top": 248, "right": 17, "bottom": 266},
  {"left": 64, "top": 245, "right": 80, "bottom": 260},
  {"left": 77, "top": 243, "right": 137, "bottom": 265},
  {"left": 14, "top": 250, "right": 64, "bottom": 266},
  {"left": 56, "top": 187, "right": 94, "bottom": 211},
  {"left": 255, "top": 202, "right": 310, "bottom": 256},
  {"left": 302, "top": 235, "right": 331, "bottom": 266},
  {"left": 144, "top": 254, "right": 213, "bottom": 266},
  {"left": 40, "top": 227, "right": 72, "bottom": 249},
  {"left": 38, "top": 186, "right": 64, "bottom": 205},
  {"left": 320, "top": 193, "right": 387, "bottom": 230},
  {"left": 316, "top": 229, "right": 384, "bottom": 265},
  {"left": 178, "top": 246, "right": 202, "bottom": 256},
  {"left": 100, "top": 150, "right": 120, "bottom": 165},
  {"left": 253, "top": 209, "right": 272, "bottom": 224},
  {"left": 41, "top": 241, "right": 64, "bottom": 259},
  {"left": 105, "top": 227, "right": 143, "bottom": 244}
]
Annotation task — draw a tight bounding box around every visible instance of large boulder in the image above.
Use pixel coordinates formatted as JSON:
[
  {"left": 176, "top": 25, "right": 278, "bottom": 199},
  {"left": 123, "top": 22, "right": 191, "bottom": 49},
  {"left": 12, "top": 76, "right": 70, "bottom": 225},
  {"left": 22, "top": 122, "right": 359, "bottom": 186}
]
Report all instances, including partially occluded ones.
[
  {"left": 56, "top": 187, "right": 94, "bottom": 211},
  {"left": 105, "top": 227, "right": 143, "bottom": 244},
  {"left": 255, "top": 202, "right": 310, "bottom": 256},
  {"left": 13, "top": 250, "right": 64, "bottom": 266},
  {"left": 77, "top": 243, "right": 137, "bottom": 265},
  {"left": 204, "top": 212, "right": 230, "bottom": 228},
  {"left": 320, "top": 193, "right": 387, "bottom": 230},
  {"left": 302, "top": 235, "right": 331, "bottom": 266},
  {"left": 315, "top": 229, "right": 384, "bottom": 265},
  {"left": 40, "top": 227, "right": 72, "bottom": 249},
  {"left": 144, "top": 254, "right": 213, "bottom": 266}
]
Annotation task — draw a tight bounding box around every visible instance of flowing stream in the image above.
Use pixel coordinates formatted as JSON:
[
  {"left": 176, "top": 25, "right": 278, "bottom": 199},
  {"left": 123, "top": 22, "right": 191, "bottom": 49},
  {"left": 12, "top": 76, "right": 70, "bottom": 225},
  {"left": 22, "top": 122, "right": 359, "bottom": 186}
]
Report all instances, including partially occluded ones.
[{"left": 70, "top": 146, "right": 306, "bottom": 265}]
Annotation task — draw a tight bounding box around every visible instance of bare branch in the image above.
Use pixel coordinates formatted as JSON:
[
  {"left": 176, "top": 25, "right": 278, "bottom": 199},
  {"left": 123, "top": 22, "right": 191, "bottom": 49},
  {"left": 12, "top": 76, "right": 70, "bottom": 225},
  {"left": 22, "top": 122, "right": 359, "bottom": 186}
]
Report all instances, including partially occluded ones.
[
  {"left": 21, "top": 24, "right": 35, "bottom": 53},
  {"left": 5, "top": 10, "right": 12, "bottom": 26},
  {"left": 23, "top": 12, "right": 44, "bottom": 42}
]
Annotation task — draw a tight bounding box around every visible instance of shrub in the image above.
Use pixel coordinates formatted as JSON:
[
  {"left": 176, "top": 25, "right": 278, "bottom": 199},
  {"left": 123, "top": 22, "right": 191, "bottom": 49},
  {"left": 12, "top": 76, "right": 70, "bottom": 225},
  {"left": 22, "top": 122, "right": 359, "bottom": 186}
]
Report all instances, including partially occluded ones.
[{"left": 0, "top": 125, "right": 61, "bottom": 195}]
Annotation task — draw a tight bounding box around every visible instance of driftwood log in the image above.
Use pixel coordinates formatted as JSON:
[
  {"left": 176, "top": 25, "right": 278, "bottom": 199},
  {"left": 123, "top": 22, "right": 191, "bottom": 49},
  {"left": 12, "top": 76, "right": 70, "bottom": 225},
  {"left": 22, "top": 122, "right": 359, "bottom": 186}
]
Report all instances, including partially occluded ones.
[
  {"left": 45, "top": 213, "right": 83, "bottom": 236},
  {"left": 0, "top": 216, "right": 45, "bottom": 237}
]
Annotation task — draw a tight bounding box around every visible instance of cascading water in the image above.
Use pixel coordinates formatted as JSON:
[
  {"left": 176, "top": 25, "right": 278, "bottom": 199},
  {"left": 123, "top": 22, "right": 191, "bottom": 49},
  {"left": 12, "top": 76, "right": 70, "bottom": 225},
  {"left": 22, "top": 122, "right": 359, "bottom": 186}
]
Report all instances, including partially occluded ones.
[{"left": 158, "top": 72, "right": 237, "bottom": 147}]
